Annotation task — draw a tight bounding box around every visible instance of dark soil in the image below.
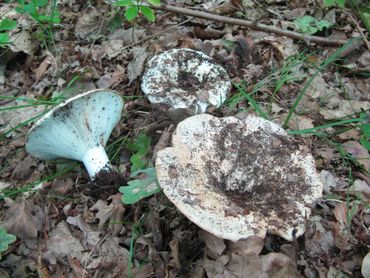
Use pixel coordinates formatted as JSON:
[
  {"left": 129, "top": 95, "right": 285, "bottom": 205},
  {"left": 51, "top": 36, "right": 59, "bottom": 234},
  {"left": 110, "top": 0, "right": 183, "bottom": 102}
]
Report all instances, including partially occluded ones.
[{"left": 89, "top": 170, "right": 125, "bottom": 199}]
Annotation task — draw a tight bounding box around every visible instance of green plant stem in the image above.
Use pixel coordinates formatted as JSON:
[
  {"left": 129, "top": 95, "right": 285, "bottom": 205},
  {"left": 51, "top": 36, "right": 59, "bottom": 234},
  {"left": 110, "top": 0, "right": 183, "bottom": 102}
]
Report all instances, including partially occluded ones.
[
  {"left": 233, "top": 82, "right": 269, "bottom": 119},
  {"left": 282, "top": 38, "right": 360, "bottom": 129},
  {"left": 287, "top": 117, "right": 366, "bottom": 135}
]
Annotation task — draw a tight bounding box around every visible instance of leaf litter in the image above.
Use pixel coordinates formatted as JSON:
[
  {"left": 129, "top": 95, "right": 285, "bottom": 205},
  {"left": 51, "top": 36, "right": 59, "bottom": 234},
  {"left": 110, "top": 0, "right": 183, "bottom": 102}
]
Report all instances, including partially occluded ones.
[{"left": 0, "top": 0, "right": 369, "bottom": 277}]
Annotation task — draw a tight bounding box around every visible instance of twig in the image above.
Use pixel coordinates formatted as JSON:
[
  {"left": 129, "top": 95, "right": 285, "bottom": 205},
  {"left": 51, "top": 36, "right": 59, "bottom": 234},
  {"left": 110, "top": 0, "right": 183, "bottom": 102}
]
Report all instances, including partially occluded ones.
[
  {"left": 110, "top": 18, "right": 191, "bottom": 55},
  {"left": 151, "top": 4, "right": 362, "bottom": 46},
  {"left": 347, "top": 11, "right": 370, "bottom": 51}
]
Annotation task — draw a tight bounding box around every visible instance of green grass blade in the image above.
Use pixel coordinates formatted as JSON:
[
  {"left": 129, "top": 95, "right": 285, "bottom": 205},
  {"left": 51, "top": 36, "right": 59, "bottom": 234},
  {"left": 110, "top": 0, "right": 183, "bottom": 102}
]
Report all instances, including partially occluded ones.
[
  {"left": 287, "top": 117, "right": 366, "bottom": 135},
  {"left": 233, "top": 82, "right": 269, "bottom": 119}
]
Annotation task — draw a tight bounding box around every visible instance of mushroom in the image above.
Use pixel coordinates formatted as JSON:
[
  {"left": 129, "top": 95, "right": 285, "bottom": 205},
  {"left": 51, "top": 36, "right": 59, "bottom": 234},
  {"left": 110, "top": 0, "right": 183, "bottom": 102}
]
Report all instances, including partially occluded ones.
[
  {"left": 25, "top": 89, "right": 123, "bottom": 183},
  {"left": 155, "top": 114, "right": 323, "bottom": 241},
  {"left": 141, "top": 48, "right": 231, "bottom": 114}
]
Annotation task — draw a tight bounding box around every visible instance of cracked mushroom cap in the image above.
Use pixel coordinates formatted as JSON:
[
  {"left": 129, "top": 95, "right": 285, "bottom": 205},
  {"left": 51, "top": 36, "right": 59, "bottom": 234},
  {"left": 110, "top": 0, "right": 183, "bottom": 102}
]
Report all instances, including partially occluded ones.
[
  {"left": 25, "top": 89, "right": 123, "bottom": 179},
  {"left": 141, "top": 48, "right": 231, "bottom": 113},
  {"left": 155, "top": 114, "right": 323, "bottom": 241}
]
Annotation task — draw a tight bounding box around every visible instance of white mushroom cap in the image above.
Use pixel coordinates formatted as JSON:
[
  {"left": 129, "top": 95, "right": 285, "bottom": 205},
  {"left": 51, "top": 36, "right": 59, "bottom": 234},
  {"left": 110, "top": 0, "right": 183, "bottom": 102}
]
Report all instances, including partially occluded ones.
[
  {"left": 156, "top": 114, "right": 323, "bottom": 241},
  {"left": 141, "top": 48, "right": 231, "bottom": 113},
  {"left": 25, "top": 89, "right": 123, "bottom": 180}
]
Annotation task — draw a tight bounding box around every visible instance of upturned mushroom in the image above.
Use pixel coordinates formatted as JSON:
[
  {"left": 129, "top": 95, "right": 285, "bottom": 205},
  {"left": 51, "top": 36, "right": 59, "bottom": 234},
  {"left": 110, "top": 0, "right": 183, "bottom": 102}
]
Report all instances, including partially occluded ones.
[
  {"left": 155, "top": 114, "right": 323, "bottom": 241},
  {"left": 141, "top": 48, "right": 231, "bottom": 114},
  {"left": 25, "top": 89, "right": 123, "bottom": 183}
]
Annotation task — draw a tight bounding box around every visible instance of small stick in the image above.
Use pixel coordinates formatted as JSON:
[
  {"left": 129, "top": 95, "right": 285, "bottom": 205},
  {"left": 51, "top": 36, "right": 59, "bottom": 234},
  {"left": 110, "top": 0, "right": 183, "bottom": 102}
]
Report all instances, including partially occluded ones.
[{"left": 151, "top": 4, "right": 362, "bottom": 46}]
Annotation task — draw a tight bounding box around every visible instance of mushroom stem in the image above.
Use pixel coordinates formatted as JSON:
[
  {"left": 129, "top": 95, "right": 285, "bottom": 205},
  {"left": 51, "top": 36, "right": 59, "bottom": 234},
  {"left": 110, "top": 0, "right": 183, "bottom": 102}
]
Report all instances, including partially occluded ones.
[{"left": 82, "top": 146, "right": 112, "bottom": 180}]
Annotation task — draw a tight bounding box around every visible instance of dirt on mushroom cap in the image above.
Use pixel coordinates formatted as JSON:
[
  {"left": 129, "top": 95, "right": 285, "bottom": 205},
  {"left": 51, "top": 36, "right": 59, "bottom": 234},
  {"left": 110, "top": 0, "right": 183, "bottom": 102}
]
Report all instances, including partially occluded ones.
[
  {"left": 141, "top": 48, "right": 231, "bottom": 113},
  {"left": 156, "top": 114, "right": 323, "bottom": 241}
]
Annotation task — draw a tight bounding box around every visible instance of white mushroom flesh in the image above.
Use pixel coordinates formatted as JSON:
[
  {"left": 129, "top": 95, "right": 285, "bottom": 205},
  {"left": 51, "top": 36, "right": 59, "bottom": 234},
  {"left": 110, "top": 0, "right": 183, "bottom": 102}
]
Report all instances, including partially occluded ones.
[
  {"left": 141, "top": 48, "right": 231, "bottom": 113},
  {"left": 26, "top": 89, "right": 123, "bottom": 179},
  {"left": 156, "top": 114, "right": 323, "bottom": 241}
]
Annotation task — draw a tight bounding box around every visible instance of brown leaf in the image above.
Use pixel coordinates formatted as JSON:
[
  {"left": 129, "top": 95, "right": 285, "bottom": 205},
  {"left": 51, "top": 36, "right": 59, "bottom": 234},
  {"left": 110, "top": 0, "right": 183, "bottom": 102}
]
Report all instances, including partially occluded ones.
[
  {"left": 228, "top": 235, "right": 265, "bottom": 256},
  {"left": 11, "top": 155, "right": 37, "bottom": 181},
  {"left": 74, "top": 6, "right": 101, "bottom": 39},
  {"left": 305, "top": 217, "right": 335, "bottom": 258},
  {"left": 199, "top": 230, "right": 226, "bottom": 259},
  {"left": 127, "top": 47, "right": 148, "bottom": 85},
  {"left": 169, "top": 239, "right": 181, "bottom": 269},
  {"left": 52, "top": 178, "right": 74, "bottom": 195},
  {"left": 261, "top": 252, "right": 303, "bottom": 278},
  {"left": 227, "top": 254, "right": 263, "bottom": 278},
  {"left": 334, "top": 202, "right": 347, "bottom": 227},
  {"left": 46, "top": 221, "right": 85, "bottom": 260},
  {"left": 152, "top": 125, "right": 175, "bottom": 161},
  {"left": 68, "top": 256, "right": 88, "bottom": 277},
  {"left": 194, "top": 27, "right": 225, "bottom": 40},
  {"left": 342, "top": 141, "right": 370, "bottom": 172},
  {"left": 34, "top": 55, "right": 55, "bottom": 81},
  {"left": 89, "top": 194, "right": 125, "bottom": 236},
  {"left": 1, "top": 199, "right": 44, "bottom": 241}
]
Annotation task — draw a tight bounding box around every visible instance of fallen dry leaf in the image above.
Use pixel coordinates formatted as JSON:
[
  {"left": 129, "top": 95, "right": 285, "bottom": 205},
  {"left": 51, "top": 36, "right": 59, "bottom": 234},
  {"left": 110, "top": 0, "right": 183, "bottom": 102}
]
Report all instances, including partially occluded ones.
[
  {"left": 89, "top": 194, "right": 125, "bottom": 236},
  {"left": 74, "top": 6, "right": 102, "bottom": 40},
  {"left": 320, "top": 170, "right": 338, "bottom": 193},
  {"left": 45, "top": 221, "right": 85, "bottom": 261},
  {"left": 169, "top": 239, "right": 181, "bottom": 269},
  {"left": 0, "top": 181, "right": 12, "bottom": 193},
  {"left": 152, "top": 125, "right": 175, "bottom": 161},
  {"left": 51, "top": 178, "right": 74, "bottom": 195},
  {"left": 261, "top": 252, "right": 303, "bottom": 278},
  {"left": 199, "top": 229, "right": 226, "bottom": 259},
  {"left": 334, "top": 202, "right": 348, "bottom": 227},
  {"left": 68, "top": 255, "right": 88, "bottom": 277},
  {"left": 0, "top": 103, "right": 44, "bottom": 136},
  {"left": 305, "top": 216, "right": 335, "bottom": 258},
  {"left": 11, "top": 155, "right": 37, "bottom": 181},
  {"left": 9, "top": 31, "right": 33, "bottom": 55},
  {"left": 320, "top": 100, "right": 370, "bottom": 120},
  {"left": 349, "top": 179, "right": 370, "bottom": 201},
  {"left": 34, "top": 55, "right": 56, "bottom": 81},
  {"left": 342, "top": 141, "right": 370, "bottom": 172},
  {"left": 227, "top": 254, "right": 263, "bottom": 278},
  {"left": 228, "top": 235, "right": 265, "bottom": 256},
  {"left": 1, "top": 199, "right": 44, "bottom": 241},
  {"left": 127, "top": 47, "right": 148, "bottom": 85}
]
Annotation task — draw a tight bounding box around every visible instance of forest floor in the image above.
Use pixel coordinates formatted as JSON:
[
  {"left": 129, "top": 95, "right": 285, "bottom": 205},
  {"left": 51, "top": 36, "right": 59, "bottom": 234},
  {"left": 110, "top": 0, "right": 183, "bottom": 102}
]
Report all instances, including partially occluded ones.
[{"left": 0, "top": 0, "right": 369, "bottom": 277}]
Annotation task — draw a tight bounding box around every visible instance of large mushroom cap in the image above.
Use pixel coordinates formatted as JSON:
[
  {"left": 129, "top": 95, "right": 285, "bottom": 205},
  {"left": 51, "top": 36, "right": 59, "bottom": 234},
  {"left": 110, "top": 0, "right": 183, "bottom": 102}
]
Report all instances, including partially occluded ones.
[
  {"left": 25, "top": 89, "right": 123, "bottom": 178},
  {"left": 156, "top": 114, "right": 323, "bottom": 241},
  {"left": 141, "top": 48, "right": 231, "bottom": 113}
]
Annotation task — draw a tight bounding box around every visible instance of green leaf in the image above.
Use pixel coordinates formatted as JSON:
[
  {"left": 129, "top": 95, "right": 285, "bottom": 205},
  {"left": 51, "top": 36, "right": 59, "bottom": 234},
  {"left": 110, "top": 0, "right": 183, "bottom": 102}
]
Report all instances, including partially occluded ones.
[
  {"left": 360, "top": 123, "right": 370, "bottom": 138},
  {"left": 294, "top": 16, "right": 333, "bottom": 35},
  {"left": 130, "top": 152, "right": 150, "bottom": 172},
  {"left": 323, "top": 0, "right": 345, "bottom": 7},
  {"left": 140, "top": 6, "right": 155, "bottom": 22},
  {"left": 0, "top": 33, "right": 10, "bottom": 45},
  {"left": 124, "top": 6, "right": 139, "bottom": 21},
  {"left": 316, "top": 19, "right": 332, "bottom": 30},
  {"left": 0, "top": 19, "right": 17, "bottom": 32},
  {"left": 119, "top": 168, "right": 161, "bottom": 204},
  {"left": 34, "top": 0, "right": 48, "bottom": 7},
  {"left": 147, "top": 0, "right": 161, "bottom": 6},
  {"left": 358, "top": 6, "right": 370, "bottom": 33},
  {"left": 0, "top": 227, "right": 16, "bottom": 256},
  {"left": 127, "top": 132, "right": 151, "bottom": 172},
  {"left": 115, "top": 0, "right": 135, "bottom": 6},
  {"left": 360, "top": 135, "right": 370, "bottom": 151}
]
